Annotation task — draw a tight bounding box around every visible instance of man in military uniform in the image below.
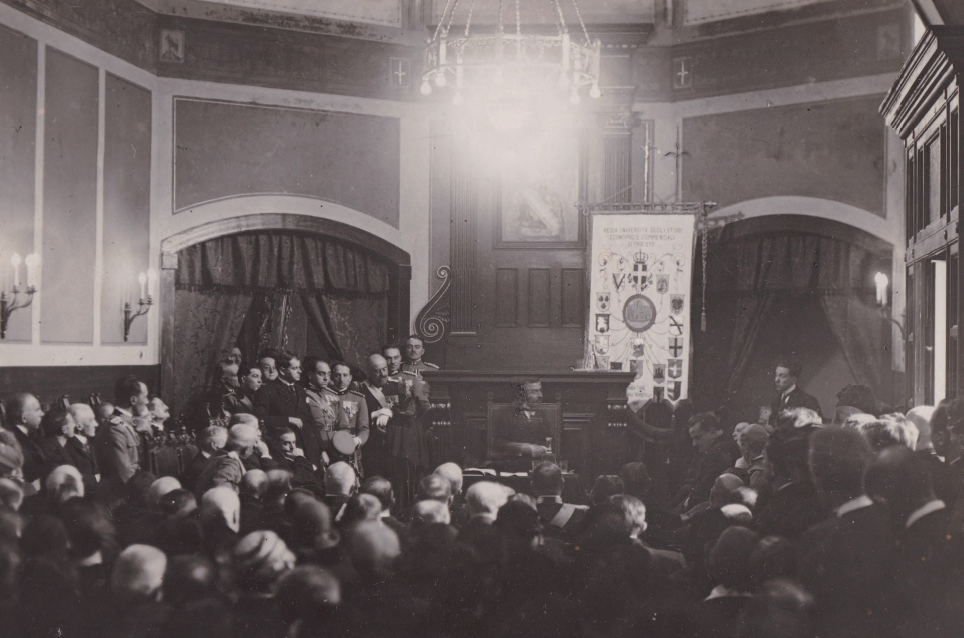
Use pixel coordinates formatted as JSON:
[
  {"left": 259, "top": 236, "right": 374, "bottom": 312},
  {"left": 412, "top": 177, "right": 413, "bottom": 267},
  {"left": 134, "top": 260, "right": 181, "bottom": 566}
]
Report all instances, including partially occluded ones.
[
  {"left": 382, "top": 345, "right": 403, "bottom": 377},
  {"left": 98, "top": 375, "right": 149, "bottom": 485},
  {"left": 401, "top": 335, "right": 440, "bottom": 376},
  {"left": 359, "top": 353, "right": 430, "bottom": 508},
  {"left": 304, "top": 357, "right": 369, "bottom": 474}
]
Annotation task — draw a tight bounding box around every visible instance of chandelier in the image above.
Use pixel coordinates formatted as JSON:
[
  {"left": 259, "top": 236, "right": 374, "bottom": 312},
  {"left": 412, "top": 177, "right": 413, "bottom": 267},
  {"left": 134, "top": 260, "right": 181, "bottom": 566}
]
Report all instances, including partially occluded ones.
[{"left": 420, "top": 0, "right": 602, "bottom": 106}]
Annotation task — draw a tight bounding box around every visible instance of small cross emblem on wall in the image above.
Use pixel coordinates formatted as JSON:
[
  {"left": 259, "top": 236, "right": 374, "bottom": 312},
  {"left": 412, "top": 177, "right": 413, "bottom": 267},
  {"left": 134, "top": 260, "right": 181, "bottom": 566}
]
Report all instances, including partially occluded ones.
[
  {"left": 390, "top": 57, "right": 410, "bottom": 88},
  {"left": 673, "top": 57, "right": 693, "bottom": 89}
]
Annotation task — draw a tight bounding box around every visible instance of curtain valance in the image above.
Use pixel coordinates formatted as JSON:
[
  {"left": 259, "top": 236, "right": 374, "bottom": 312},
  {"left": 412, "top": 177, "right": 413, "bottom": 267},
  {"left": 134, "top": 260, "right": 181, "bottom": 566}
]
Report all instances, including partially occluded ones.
[{"left": 176, "top": 231, "right": 390, "bottom": 294}]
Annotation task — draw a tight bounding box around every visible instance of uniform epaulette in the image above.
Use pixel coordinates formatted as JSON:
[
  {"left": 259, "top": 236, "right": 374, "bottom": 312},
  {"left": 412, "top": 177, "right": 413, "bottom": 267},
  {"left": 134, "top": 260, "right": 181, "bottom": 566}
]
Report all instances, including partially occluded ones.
[
  {"left": 423, "top": 362, "right": 439, "bottom": 369},
  {"left": 401, "top": 370, "right": 419, "bottom": 377},
  {"left": 109, "top": 416, "right": 124, "bottom": 426},
  {"left": 348, "top": 389, "right": 365, "bottom": 398}
]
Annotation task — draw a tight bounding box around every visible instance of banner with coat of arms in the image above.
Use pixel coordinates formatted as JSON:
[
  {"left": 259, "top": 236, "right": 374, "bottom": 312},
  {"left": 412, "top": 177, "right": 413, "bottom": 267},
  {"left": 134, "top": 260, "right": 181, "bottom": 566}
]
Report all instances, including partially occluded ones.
[{"left": 585, "top": 213, "right": 696, "bottom": 403}]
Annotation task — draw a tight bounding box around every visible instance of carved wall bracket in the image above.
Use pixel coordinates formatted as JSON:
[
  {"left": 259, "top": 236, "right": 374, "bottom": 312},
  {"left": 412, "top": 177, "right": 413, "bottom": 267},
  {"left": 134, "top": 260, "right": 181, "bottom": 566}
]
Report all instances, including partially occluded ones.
[{"left": 414, "top": 266, "right": 453, "bottom": 344}]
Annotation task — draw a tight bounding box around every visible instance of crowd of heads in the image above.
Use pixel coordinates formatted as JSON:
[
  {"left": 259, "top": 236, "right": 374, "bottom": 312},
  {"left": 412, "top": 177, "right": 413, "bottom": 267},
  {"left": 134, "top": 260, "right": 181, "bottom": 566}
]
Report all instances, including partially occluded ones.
[{"left": 4, "top": 362, "right": 964, "bottom": 637}]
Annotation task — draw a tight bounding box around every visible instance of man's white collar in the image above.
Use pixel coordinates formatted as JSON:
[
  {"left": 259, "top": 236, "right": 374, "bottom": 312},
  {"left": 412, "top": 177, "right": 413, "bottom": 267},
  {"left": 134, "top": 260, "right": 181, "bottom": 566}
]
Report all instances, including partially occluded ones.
[
  {"left": 835, "top": 495, "right": 873, "bottom": 518},
  {"left": 906, "top": 499, "right": 946, "bottom": 529},
  {"left": 782, "top": 384, "right": 797, "bottom": 398}
]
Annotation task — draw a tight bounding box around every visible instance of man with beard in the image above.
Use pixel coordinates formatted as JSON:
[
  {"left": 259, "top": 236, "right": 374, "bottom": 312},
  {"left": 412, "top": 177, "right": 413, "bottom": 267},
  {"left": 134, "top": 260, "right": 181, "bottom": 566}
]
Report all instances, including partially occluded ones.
[{"left": 359, "top": 353, "right": 430, "bottom": 507}]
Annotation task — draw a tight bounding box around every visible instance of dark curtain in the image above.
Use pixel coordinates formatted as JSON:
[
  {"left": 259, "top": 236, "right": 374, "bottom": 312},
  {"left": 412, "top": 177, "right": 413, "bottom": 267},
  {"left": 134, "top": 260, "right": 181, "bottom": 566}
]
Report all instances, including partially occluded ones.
[
  {"left": 176, "top": 231, "right": 389, "bottom": 294},
  {"left": 173, "top": 231, "right": 392, "bottom": 413},
  {"left": 718, "top": 293, "right": 776, "bottom": 411},
  {"left": 172, "top": 288, "right": 253, "bottom": 415},
  {"left": 820, "top": 295, "right": 887, "bottom": 395},
  {"left": 701, "top": 229, "right": 887, "bottom": 412},
  {"left": 300, "top": 290, "right": 346, "bottom": 362}
]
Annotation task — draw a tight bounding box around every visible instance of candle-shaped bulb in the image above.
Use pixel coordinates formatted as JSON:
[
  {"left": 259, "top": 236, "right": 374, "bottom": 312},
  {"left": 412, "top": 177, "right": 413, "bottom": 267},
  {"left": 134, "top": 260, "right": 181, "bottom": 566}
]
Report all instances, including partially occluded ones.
[
  {"left": 11, "top": 253, "right": 21, "bottom": 289},
  {"left": 147, "top": 268, "right": 157, "bottom": 298},
  {"left": 138, "top": 272, "right": 147, "bottom": 301},
  {"left": 24, "top": 253, "right": 39, "bottom": 289}
]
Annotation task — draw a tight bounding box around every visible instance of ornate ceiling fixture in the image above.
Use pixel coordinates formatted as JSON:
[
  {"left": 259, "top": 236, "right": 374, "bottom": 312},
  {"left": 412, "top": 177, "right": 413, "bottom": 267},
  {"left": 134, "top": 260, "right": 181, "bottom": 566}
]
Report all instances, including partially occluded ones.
[{"left": 420, "top": 0, "right": 602, "bottom": 106}]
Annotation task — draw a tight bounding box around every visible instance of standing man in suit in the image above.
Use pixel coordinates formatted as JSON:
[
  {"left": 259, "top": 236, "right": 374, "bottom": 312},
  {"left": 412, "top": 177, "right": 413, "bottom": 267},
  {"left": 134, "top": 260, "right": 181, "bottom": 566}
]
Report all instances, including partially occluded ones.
[
  {"left": 401, "top": 335, "right": 439, "bottom": 376},
  {"left": 253, "top": 351, "right": 321, "bottom": 470},
  {"left": 771, "top": 360, "right": 822, "bottom": 422},
  {"left": 359, "top": 353, "right": 430, "bottom": 507},
  {"left": 2, "top": 393, "right": 46, "bottom": 485},
  {"left": 99, "top": 376, "right": 148, "bottom": 485}
]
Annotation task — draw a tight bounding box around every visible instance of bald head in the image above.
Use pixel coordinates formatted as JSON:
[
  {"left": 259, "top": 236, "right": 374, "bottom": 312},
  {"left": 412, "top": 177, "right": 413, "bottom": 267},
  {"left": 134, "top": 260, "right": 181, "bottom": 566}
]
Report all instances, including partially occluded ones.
[
  {"left": 466, "top": 481, "right": 513, "bottom": 520},
  {"left": 411, "top": 499, "right": 451, "bottom": 528},
  {"left": 347, "top": 521, "right": 400, "bottom": 578},
  {"left": 112, "top": 544, "right": 167, "bottom": 602},
  {"left": 229, "top": 413, "right": 260, "bottom": 428},
  {"left": 434, "top": 462, "right": 463, "bottom": 495},
  {"left": 241, "top": 469, "right": 268, "bottom": 500},
  {"left": 709, "top": 473, "right": 744, "bottom": 508},
  {"left": 325, "top": 462, "right": 356, "bottom": 497},
  {"left": 145, "top": 477, "right": 181, "bottom": 509},
  {"left": 227, "top": 423, "right": 259, "bottom": 457},
  {"left": 45, "top": 465, "right": 84, "bottom": 502},
  {"left": 367, "top": 354, "right": 389, "bottom": 388},
  {"left": 201, "top": 487, "right": 241, "bottom": 533}
]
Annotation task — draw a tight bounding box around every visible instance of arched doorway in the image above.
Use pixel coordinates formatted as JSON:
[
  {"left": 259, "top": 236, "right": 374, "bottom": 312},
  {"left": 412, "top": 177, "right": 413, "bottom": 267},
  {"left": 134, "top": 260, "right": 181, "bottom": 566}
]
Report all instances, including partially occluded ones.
[
  {"left": 159, "top": 213, "right": 411, "bottom": 413},
  {"left": 694, "top": 214, "right": 894, "bottom": 422}
]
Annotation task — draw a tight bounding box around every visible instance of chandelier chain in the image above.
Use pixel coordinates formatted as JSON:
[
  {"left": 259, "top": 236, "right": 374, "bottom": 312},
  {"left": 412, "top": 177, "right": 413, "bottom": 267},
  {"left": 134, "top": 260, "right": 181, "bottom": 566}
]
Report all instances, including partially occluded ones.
[
  {"left": 569, "top": 0, "right": 590, "bottom": 44},
  {"left": 465, "top": 0, "right": 477, "bottom": 37},
  {"left": 433, "top": 0, "right": 455, "bottom": 42},
  {"left": 551, "top": 0, "right": 568, "bottom": 34}
]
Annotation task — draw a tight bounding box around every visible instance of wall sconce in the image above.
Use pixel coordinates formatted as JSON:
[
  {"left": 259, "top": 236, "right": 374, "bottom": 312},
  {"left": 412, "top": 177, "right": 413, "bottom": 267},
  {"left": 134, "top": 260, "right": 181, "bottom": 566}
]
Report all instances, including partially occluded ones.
[
  {"left": 124, "top": 268, "right": 156, "bottom": 342},
  {"left": 1, "top": 252, "right": 40, "bottom": 339},
  {"left": 874, "top": 272, "right": 889, "bottom": 307}
]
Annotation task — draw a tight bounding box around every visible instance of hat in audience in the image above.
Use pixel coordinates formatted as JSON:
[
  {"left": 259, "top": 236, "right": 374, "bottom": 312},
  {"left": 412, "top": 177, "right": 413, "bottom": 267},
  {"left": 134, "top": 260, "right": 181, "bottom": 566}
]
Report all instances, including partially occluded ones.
[
  {"left": 0, "top": 434, "right": 23, "bottom": 474},
  {"left": 234, "top": 530, "right": 295, "bottom": 587}
]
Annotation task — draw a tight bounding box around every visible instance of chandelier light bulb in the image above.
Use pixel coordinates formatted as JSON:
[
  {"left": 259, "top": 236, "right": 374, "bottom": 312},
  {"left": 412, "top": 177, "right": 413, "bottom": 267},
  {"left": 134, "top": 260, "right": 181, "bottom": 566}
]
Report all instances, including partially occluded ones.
[
  {"left": 420, "top": 80, "right": 432, "bottom": 95},
  {"left": 590, "top": 84, "right": 601, "bottom": 99}
]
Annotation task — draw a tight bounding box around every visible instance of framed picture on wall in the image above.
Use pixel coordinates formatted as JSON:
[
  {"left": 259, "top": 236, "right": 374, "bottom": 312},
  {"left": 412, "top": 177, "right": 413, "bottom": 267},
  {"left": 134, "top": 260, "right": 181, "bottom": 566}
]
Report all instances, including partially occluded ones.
[{"left": 494, "top": 130, "right": 586, "bottom": 249}]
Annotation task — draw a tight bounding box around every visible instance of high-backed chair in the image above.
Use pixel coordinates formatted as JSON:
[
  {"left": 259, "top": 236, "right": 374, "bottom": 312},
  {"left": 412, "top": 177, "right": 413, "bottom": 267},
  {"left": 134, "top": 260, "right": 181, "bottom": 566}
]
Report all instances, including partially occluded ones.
[{"left": 485, "top": 392, "right": 562, "bottom": 464}]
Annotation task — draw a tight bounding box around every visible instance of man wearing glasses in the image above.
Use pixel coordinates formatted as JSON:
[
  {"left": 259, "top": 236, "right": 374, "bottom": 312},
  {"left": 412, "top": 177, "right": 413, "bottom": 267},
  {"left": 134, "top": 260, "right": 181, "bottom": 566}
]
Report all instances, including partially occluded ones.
[{"left": 254, "top": 351, "right": 322, "bottom": 470}]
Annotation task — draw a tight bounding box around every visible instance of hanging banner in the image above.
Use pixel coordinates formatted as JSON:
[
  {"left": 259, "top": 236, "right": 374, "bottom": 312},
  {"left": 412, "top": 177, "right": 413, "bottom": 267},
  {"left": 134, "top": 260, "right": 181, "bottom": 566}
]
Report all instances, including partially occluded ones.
[{"left": 586, "top": 213, "right": 696, "bottom": 403}]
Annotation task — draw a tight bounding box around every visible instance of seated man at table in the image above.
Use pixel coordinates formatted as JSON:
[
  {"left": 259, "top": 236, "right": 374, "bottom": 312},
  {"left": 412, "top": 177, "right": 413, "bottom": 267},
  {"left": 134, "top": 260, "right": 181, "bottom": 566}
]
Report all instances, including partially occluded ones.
[{"left": 489, "top": 380, "right": 555, "bottom": 471}]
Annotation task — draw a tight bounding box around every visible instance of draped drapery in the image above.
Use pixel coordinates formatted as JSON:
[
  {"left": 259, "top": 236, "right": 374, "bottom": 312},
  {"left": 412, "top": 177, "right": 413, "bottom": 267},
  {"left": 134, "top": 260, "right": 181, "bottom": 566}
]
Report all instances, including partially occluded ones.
[
  {"left": 172, "top": 231, "right": 391, "bottom": 414},
  {"left": 176, "top": 232, "right": 390, "bottom": 294},
  {"left": 701, "top": 227, "right": 889, "bottom": 414},
  {"left": 819, "top": 295, "right": 887, "bottom": 395},
  {"left": 172, "top": 288, "right": 253, "bottom": 415}
]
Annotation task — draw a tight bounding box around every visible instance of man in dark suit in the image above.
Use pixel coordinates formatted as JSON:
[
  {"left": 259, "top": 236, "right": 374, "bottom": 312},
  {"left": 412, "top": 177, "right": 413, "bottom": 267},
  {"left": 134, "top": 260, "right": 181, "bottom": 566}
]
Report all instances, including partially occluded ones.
[
  {"left": 800, "top": 427, "right": 909, "bottom": 638},
  {"left": 672, "top": 412, "right": 740, "bottom": 511},
  {"left": 770, "top": 360, "right": 822, "bottom": 422},
  {"left": 532, "top": 461, "right": 587, "bottom": 540},
  {"left": 865, "top": 444, "right": 964, "bottom": 635},
  {"left": 182, "top": 425, "right": 228, "bottom": 491},
  {"left": 2, "top": 393, "right": 46, "bottom": 485},
  {"left": 254, "top": 351, "right": 322, "bottom": 470},
  {"left": 66, "top": 403, "right": 101, "bottom": 493},
  {"left": 359, "top": 353, "right": 430, "bottom": 508}
]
